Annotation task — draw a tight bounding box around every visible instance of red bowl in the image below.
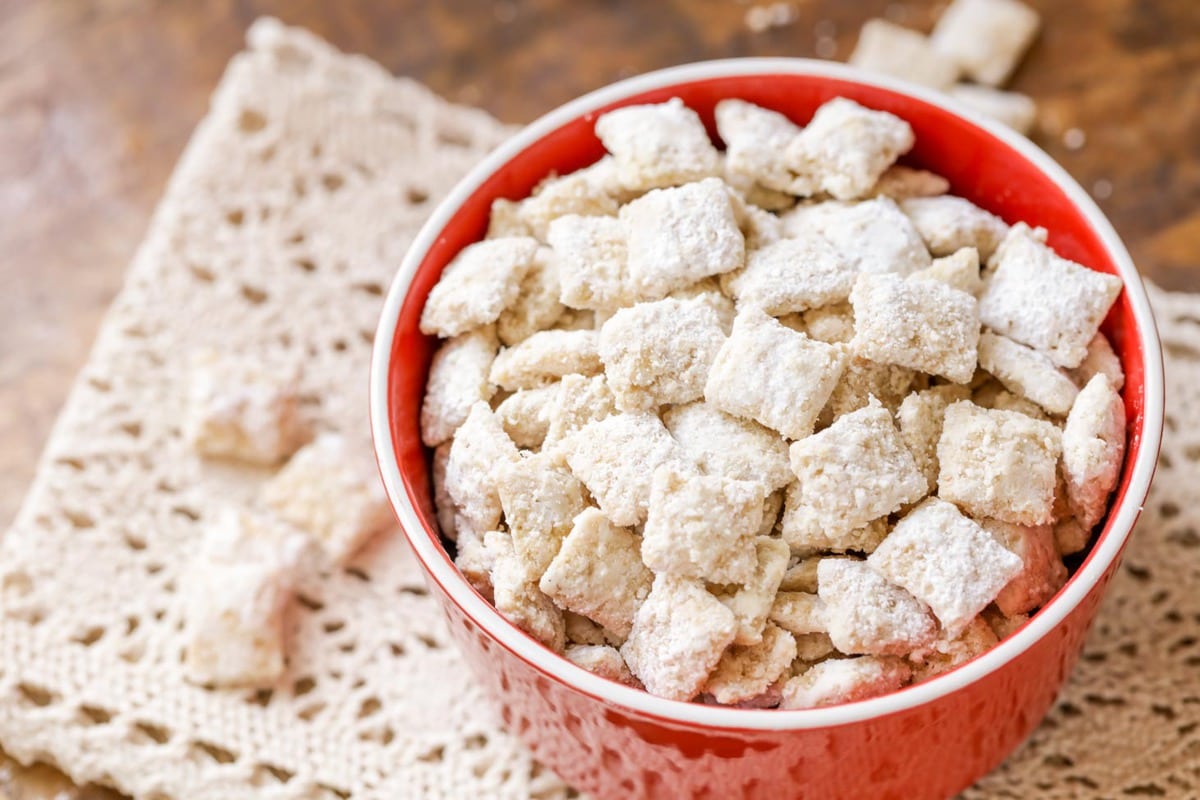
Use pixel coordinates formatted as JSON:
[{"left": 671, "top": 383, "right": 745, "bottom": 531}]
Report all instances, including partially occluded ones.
[{"left": 370, "top": 60, "right": 1164, "bottom": 799}]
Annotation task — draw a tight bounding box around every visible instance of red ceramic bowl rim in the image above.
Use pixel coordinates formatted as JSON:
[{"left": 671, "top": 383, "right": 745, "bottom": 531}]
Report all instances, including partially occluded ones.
[{"left": 370, "top": 58, "right": 1165, "bottom": 731}]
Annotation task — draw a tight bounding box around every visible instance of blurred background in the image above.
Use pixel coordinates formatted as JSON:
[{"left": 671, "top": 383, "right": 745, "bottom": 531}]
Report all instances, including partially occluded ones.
[{"left": 0, "top": 1, "right": 1196, "bottom": 796}]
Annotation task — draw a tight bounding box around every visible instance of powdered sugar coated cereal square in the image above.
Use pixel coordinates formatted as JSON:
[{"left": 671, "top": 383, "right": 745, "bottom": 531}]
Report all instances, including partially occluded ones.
[
  {"left": 908, "top": 247, "right": 984, "bottom": 296},
  {"left": 908, "top": 615, "right": 999, "bottom": 682},
  {"left": 768, "top": 591, "right": 827, "bottom": 636},
  {"left": 518, "top": 172, "right": 619, "bottom": 241},
  {"left": 444, "top": 402, "right": 521, "bottom": 538},
  {"left": 818, "top": 558, "right": 937, "bottom": 656},
  {"left": 543, "top": 373, "right": 616, "bottom": 448},
  {"left": 780, "top": 656, "right": 911, "bottom": 709},
  {"left": 1062, "top": 374, "right": 1126, "bottom": 530},
  {"left": 488, "top": 531, "right": 566, "bottom": 652},
  {"left": 565, "top": 644, "right": 638, "bottom": 686},
  {"left": 420, "top": 326, "right": 498, "bottom": 447},
  {"left": 714, "top": 537, "right": 790, "bottom": 645},
  {"left": 724, "top": 233, "right": 857, "bottom": 315},
  {"left": 419, "top": 236, "right": 539, "bottom": 337},
  {"left": 896, "top": 384, "right": 972, "bottom": 490},
  {"left": 669, "top": 277, "right": 736, "bottom": 333},
  {"left": 497, "top": 247, "right": 565, "bottom": 346},
  {"left": 705, "top": 623, "right": 797, "bottom": 705},
  {"left": 785, "top": 98, "right": 915, "bottom": 200},
  {"left": 497, "top": 451, "right": 588, "bottom": 581},
  {"left": 546, "top": 214, "right": 634, "bottom": 312},
  {"left": 662, "top": 401, "right": 792, "bottom": 497},
  {"left": 595, "top": 98, "right": 722, "bottom": 192},
  {"left": 981, "top": 518, "right": 1067, "bottom": 617},
  {"left": 808, "top": 198, "right": 932, "bottom": 277},
  {"left": 867, "top": 165, "right": 951, "bottom": 201},
  {"left": 901, "top": 195, "right": 1009, "bottom": 260},
  {"left": 714, "top": 98, "right": 807, "bottom": 194},
  {"left": 931, "top": 0, "right": 1041, "bottom": 86},
  {"left": 978, "top": 332, "right": 1079, "bottom": 416},
  {"left": 489, "top": 329, "right": 602, "bottom": 391},
  {"left": 494, "top": 383, "right": 559, "bottom": 450},
  {"left": 1068, "top": 333, "right": 1124, "bottom": 391}
]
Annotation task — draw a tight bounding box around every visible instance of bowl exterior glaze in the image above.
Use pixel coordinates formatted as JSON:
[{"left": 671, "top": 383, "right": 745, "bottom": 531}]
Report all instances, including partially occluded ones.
[{"left": 371, "top": 61, "right": 1164, "bottom": 800}]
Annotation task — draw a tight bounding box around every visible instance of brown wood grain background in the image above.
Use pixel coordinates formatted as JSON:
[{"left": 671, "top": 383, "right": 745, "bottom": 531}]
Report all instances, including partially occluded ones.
[{"left": 0, "top": 0, "right": 1197, "bottom": 796}]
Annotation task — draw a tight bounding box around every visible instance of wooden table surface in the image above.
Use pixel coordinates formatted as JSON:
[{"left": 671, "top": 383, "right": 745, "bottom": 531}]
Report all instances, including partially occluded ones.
[{"left": 1, "top": 0, "right": 1197, "bottom": 796}]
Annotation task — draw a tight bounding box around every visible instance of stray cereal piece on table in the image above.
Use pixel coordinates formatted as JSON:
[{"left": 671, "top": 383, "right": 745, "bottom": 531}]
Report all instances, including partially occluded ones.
[
  {"left": 705, "top": 623, "right": 798, "bottom": 705},
  {"left": 1062, "top": 374, "right": 1126, "bottom": 530},
  {"left": 444, "top": 402, "right": 521, "bottom": 538},
  {"left": 849, "top": 18, "right": 960, "bottom": 90},
  {"left": 948, "top": 84, "right": 1037, "bottom": 135},
  {"left": 488, "top": 531, "right": 566, "bottom": 653},
  {"left": 868, "top": 497, "right": 1023, "bottom": 637},
  {"left": 780, "top": 656, "right": 911, "bottom": 709},
  {"left": 818, "top": 558, "right": 937, "bottom": 656},
  {"left": 489, "top": 329, "right": 602, "bottom": 391},
  {"left": 714, "top": 537, "right": 791, "bottom": 645},
  {"left": 620, "top": 573, "right": 738, "bottom": 701},
  {"left": 931, "top": 0, "right": 1041, "bottom": 87},
  {"left": 901, "top": 195, "right": 1009, "bottom": 260},
  {"left": 419, "top": 236, "right": 539, "bottom": 337},
  {"left": 785, "top": 98, "right": 915, "bottom": 200},
  {"left": 977, "top": 332, "right": 1079, "bottom": 416},
  {"left": 594, "top": 98, "right": 722, "bottom": 192},
  {"left": 420, "top": 325, "right": 499, "bottom": 447}
]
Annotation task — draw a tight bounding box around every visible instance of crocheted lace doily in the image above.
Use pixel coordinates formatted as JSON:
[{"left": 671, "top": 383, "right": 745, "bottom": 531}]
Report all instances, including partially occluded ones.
[{"left": 1, "top": 19, "right": 1195, "bottom": 800}]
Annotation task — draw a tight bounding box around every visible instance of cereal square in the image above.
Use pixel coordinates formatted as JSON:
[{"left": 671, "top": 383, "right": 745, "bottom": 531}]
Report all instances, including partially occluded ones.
[
  {"left": 497, "top": 451, "right": 588, "bottom": 581},
  {"left": 620, "top": 573, "right": 738, "bottom": 700},
  {"left": 487, "top": 197, "right": 531, "bottom": 239},
  {"left": 849, "top": 19, "right": 960, "bottom": 90},
  {"left": 662, "top": 401, "right": 792, "bottom": 496},
  {"left": 1067, "top": 333, "right": 1124, "bottom": 392},
  {"left": 642, "top": 466, "right": 763, "bottom": 585},
  {"left": 793, "top": 633, "right": 838, "bottom": 664},
  {"left": 565, "top": 644, "right": 639, "bottom": 686},
  {"left": 817, "top": 558, "right": 937, "bottom": 656},
  {"left": 497, "top": 247, "right": 565, "bottom": 346},
  {"left": 185, "top": 349, "right": 309, "bottom": 465},
  {"left": 724, "top": 233, "right": 857, "bottom": 315},
  {"left": 444, "top": 402, "right": 521, "bottom": 537},
  {"left": 780, "top": 657, "right": 911, "bottom": 709},
  {"left": 931, "top": 0, "right": 1041, "bottom": 86},
  {"left": 261, "top": 434, "right": 392, "bottom": 564},
  {"left": 431, "top": 441, "right": 458, "bottom": 541},
  {"left": 489, "top": 330, "right": 602, "bottom": 391},
  {"left": 598, "top": 298, "right": 726, "bottom": 411},
  {"left": 494, "top": 384, "right": 560, "bottom": 450},
  {"left": 538, "top": 508, "right": 653, "bottom": 638},
  {"left": 978, "top": 223, "right": 1123, "bottom": 368},
  {"left": 518, "top": 172, "right": 619, "bottom": 241},
  {"left": 455, "top": 528, "right": 495, "bottom": 601},
  {"left": 908, "top": 247, "right": 984, "bottom": 296},
  {"left": 901, "top": 195, "right": 1009, "bottom": 260},
  {"left": 947, "top": 84, "right": 1037, "bottom": 135},
  {"left": 782, "top": 493, "right": 893, "bottom": 554},
  {"left": 488, "top": 531, "right": 566, "bottom": 652},
  {"left": 546, "top": 214, "right": 635, "bottom": 312},
  {"left": 713, "top": 537, "right": 791, "bottom": 645},
  {"left": 543, "top": 373, "right": 616, "bottom": 448},
  {"left": 419, "top": 236, "right": 539, "bottom": 337},
  {"left": 896, "top": 384, "right": 972, "bottom": 490},
  {"left": 769, "top": 591, "right": 827, "bottom": 636},
  {"left": 705, "top": 307, "right": 848, "bottom": 440},
  {"left": 564, "top": 611, "right": 621, "bottom": 648},
  {"left": 850, "top": 272, "right": 980, "bottom": 383},
  {"left": 669, "top": 277, "right": 736, "bottom": 334},
  {"left": 785, "top": 98, "right": 915, "bottom": 200},
  {"left": 714, "top": 98, "right": 806, "bottom": 194},
  {"left": 705, "top": 623, "right": 797, "bottom": 705},
  {"left": 1062, "top": 374, "right": 1126, "bottom": 529},
  {"left": 868, "top": 165, "right": 951, "bottom": 200},
  {"left": 821, "top": 356, "right": 922, "bottom": 423},
  {"left": 978, "top": 332, "right": 1079, "bottom": 415},
  {"left": 797, "top": 302, "right": 856, "bottom": 344},
  {"left": 420, "top": 325, "right": 498, "bottom": 447},
  {"left": 805, "top": 198, "right": 932, "bottom": 276},
  {"left": 981, "top": 519, "right": 1067, "bottom": 616},
  {"left": 868, "top": 497, "right": 1023, "bottom": 636},
  {"left": 783, "top": 401, "right": 927, "bottom": 550},
  {"left": 937, "top": 401, "right": 1061, "bottom": 525},
  {"left": 621, "top": 177, "right": 746, "bottom": 299},
  {"left": 908, "top": 616, "right": 999, "bottom": 683},
  {"left": 595, "top": 98, "right": 722, "bottom": 192},
  {"left": 779, "top": 556, "right": 822, "bottom": 593}
]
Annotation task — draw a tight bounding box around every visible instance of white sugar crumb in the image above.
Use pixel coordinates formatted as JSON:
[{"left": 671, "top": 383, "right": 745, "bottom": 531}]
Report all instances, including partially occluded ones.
[
  {"left": 849, "top": 19, "right": 960, "bottom": 90},
  {"left": 419, "top": 236, "right": 539, "bottom": 337},
  {"left": 930, "top": 0, "right": 1041, "bottom": 87},
  {"left": 1062, "top": 375, "right": 1126, "bottom": 530},
  {"left": 663, "top": 401, "right": 792, "bottom": 496},
  {"left": 444, "top": 402, "right": 521, "bottom": 538},
  {"left": 780, "top": 656, "right": 911, "bottom": 709},
  {"left": 598, "top": 298, "right": 726, "bottom": 411},
  {"left": 488, "top": 531, "right": 566, "bottom": 652},
  {"left": 818, "top": 559, "right": 937, "bottom": 656},
  {"left": 901, "top": 195, "right": 1009, "bottom": 260},
  {"left": 1063, "top": 127, "right": 1087, "bottom": 151},
  {"left": 420, "top": 325, "right": 498, "bottom": 447},
  {"left": 714, "top": 537, "right": 791, "bottom": 645},
  {"left": 868, "top": 497, "right": 1023, "bottom": 637},
  {"left": 547, "top": 214, "right": 634, "bottom": 312},
  {"left": 489, "top": 329, "right": 602, "bottom": 391},
  {"left": 979, "top": 223, "right": 1123, "bottom": 368},
  {"left": 705, "top": 623, "right": 796, "bottom": 704},
  {"left": 620, "top": 573, "right": 738, "bottom": 701},
  {"left": 724, "top": 233, "right": 856, "bottom": 315},
  {"left": 745, "top": 2, "right": 799, "bottom": 33},
  {"left": 595, "top": 98, "right": 721, "bottom": 192}
]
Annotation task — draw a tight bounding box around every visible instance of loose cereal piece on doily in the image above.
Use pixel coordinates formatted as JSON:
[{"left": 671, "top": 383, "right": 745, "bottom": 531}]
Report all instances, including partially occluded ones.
[
  {"left": 821, "top": 357, "right": 923, "bottom": 424},
  {"left": 869, "top": 497, "right": 1023, "bottom": 637},
  {"left": 780, "top": 656, "right": 911, "bottom": 709},
  {"left": 185, "top": 349, "right": 309, "bottom": 465},
  {"left": 594, "top": 98, "right": 722, "bottom": 192},
  {"left": 1062, "top": 374, "right": 1127, "bottom": 530},
  {"left": 1067, "top": 332, "right": 1125, "bottom": 391},
  {"left": 978, "top": 332, "right": 1079, "bottom": 416},
  {"left": 779, "top": 556, "right": 822, "bottom": 593},
  {"left": 497, "top": 451, "right": 588, "bottom": 582},
  {"left": 494, "top": 383, "right": 559, "bottom": 450},
  {"left": 867, "top": 165, "right": 951, "bottom": 200},
  {"left": 488, "top": 531, "right": 566, "bottom": 652},
  {"left": 542, "top": 373, "right": 616, "bottom": 449},
  {"left": 487, "top": 197, "right": 531, "bottom": 239},
  {"left": 908, "top": 616, "right": 999, "bottom": 683},
  {"left": 420, "top": 325, "right": 499, "bottom": 447},
  {"left": 901, "top": 195, "right": 1009, "bottom": 260},
  {"left": 979, "top": 223, "right": 1123, "bottom": 368},
  {"left": 723, "top": 233, "right": 857, "bottom": 316},
  {"left": 908, "top": 247, "right": 984, "bottom": 296},
  {"left": 518, "top": 172, "right": 619, "bottom": 242},
  {"left": 785, "top": 98, "right": 915, "bottom": 200},
  {"left": 662, "top": 401, "right": 792, "bottom": 497},
  {"left": 850, "top": 272, "right": 980, "bottom": 384},
  {"left": 705, "top": 623, "right": 797, "bottom": 705},
  {"left": 947, "top": 84, "right": 1037, "bottom": 135},
  {"left": 938, "top": 401, "right": 1062, "bottom": 525},
  {"left": 714, "top": 537, "right": 791, "bottom": 645},
  {"left": 445, "top": 402, "right": 521, "bottom": 538},
  {"left": 643, "top": 465, "right": 763, "bottom": 585},
  {"left": 564, "top": 644, "right": 639, "bottom": 686},
  {"left": 669, "top": 277, "right": 737, "bottom": 334},
  {"left": 538, "top": 509, "right": 653, "bottom": 639},
  {"left": 419, "top": 236, "right": 539, "bottom": 337},
  {"left": 489, "top": 329, "right": 602, "bottom": 391},
  {"left": 598, "top": 298, "right": 726, "bottom": 412},
  {"left": 849, "top": 18, "right": 960, "bottom": 90},
  {"left": 808, "top": 198, "right": 932, "bottom": 276},
  {"left": 431, "top": 441, "right": 458, "bottom": 541},
  {"left": 714, "top": 98, "right": 807, "bottom": 194},
  {"left": 981, "top": 518, "right": 1067, "bottom": 617},
  {"left": 497, "top": 247, "right": 565, "bottom": 346},
  {"left": 931, "top": 0, "right": 1041, "bottom": 87},
  {"left": 546, "top": 214, "right": 635, "bottom": 312},
  {"left": 705, "top": 307, "right": 848, "bottom": 440},
  {"left": 897, "top": 383, "right": 972, "bottom": 490},
  {"left": 784, "top": 400, "right": 927, "bottom": 551},
  {"left": 769, "top": 591, "right": 827, "bottom": 636},
  {"left": 621, "top": 177, "right": 745, "bottom": 299},
  {"left": 560, "top": 412, "right": 689, "bottom": 527},
  {"left": 818, "top": 558, "right": 938, "bottom": 656},
  {"left": 620, "top": 573, "right": 738, "bottom": 701},
  {"left": 262, "top": 433, "right": 393, "bottom": 564}
]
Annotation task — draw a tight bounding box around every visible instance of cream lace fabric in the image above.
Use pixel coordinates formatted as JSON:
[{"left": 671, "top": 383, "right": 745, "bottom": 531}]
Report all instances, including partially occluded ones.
[{"left": 1, "top": 19, "right": 1195, "bottom": 800}]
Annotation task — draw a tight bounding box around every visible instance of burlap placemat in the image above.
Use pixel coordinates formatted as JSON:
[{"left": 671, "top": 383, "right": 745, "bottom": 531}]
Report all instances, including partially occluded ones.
[{"left": 2, "top": 19, "right": 1195, "bottom": 800}]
